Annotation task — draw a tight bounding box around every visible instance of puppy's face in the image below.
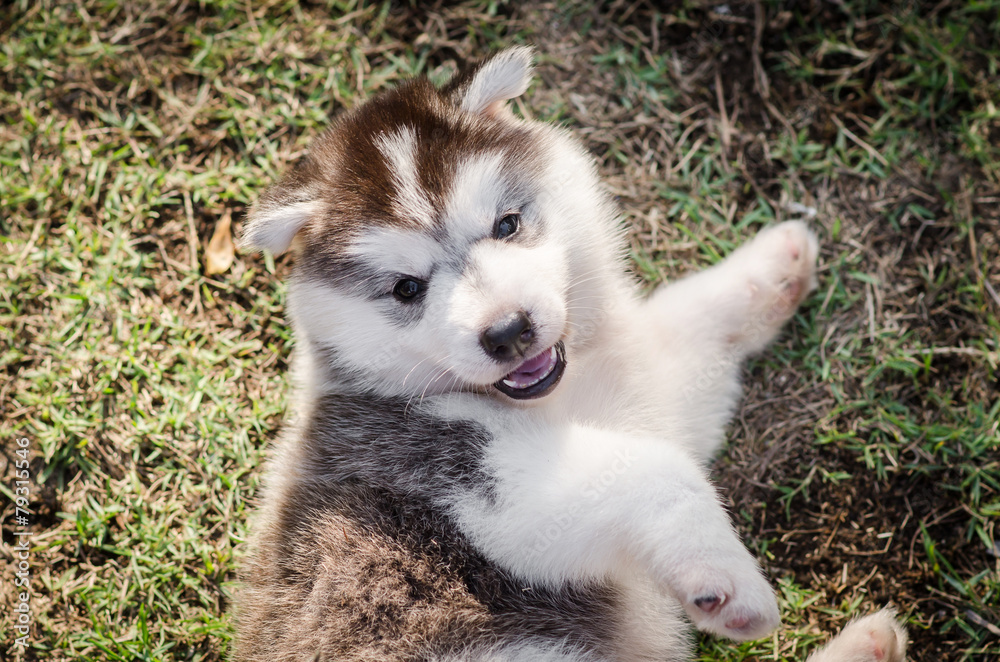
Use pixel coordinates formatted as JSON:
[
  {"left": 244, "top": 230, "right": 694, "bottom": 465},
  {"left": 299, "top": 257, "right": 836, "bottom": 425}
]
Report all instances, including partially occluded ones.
[{"left": 244, "top": 49, "right": 616, "bottom": 401}]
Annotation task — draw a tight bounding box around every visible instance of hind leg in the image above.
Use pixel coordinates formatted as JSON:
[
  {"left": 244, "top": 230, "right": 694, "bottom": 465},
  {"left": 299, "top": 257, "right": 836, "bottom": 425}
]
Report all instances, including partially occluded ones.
[
  {"left": 643, "top": 221, "right": 818, "bottom": 460},
  {"left": 806, "top": 609, "right": 908, "bottom": 662}
]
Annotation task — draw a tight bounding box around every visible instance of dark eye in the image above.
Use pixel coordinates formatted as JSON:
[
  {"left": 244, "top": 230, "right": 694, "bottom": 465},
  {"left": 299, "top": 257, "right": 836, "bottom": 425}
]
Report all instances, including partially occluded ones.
[
  {"left": 392, "top": 278, "right": 425, "bottom": 302},
  {"left": 493, "top": 213, "right": 520, "bottom": 240}
]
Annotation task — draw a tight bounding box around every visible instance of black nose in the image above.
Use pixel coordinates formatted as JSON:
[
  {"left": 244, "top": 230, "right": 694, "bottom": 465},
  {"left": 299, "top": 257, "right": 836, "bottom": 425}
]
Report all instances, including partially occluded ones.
[{"left": 480, "top": 311, "right": 534, "bottom": 361}]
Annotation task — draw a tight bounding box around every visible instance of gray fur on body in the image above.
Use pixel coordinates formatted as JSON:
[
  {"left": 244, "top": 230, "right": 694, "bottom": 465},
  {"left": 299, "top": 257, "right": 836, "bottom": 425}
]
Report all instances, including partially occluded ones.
[{"left": 235, "top": 393, "right": 630, "bottom": 662}]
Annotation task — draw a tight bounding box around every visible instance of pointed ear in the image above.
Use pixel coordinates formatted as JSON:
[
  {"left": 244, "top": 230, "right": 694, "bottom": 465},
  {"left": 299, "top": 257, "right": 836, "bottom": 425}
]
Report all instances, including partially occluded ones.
[
  {"left": 448, "top": 46, "right": 534, "bottom": 118},
  {"left": 241, "top": 167, "right": 322, "bottom": 255}
]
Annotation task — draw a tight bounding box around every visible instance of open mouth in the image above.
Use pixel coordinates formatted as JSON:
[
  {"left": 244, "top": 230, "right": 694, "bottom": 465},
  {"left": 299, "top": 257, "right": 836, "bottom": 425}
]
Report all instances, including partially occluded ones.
[{"left": 494, "top": 342, "right": 566, "bottom": 400}]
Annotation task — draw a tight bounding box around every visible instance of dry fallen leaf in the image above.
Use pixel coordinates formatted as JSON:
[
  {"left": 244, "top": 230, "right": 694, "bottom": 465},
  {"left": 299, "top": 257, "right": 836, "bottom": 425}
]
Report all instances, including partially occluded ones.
[{"left": 204, "top": 209, "right": 235, "bottom": 275}]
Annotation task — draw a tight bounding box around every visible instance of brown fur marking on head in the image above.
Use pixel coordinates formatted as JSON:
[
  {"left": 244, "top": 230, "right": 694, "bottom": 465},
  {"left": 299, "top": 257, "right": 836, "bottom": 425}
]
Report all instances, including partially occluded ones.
[{"left": 271, "top": 79, "right": 537, "bottom": 283}]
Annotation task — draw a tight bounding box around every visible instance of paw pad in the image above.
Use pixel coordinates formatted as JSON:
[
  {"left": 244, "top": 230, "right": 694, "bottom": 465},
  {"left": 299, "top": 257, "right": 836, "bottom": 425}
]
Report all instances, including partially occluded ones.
[
  {"left": 693, "top": 594, "right": 724, "bottom": 613},
  {"left": 724, "top": 614, "right": 752, "bottom": 631}
]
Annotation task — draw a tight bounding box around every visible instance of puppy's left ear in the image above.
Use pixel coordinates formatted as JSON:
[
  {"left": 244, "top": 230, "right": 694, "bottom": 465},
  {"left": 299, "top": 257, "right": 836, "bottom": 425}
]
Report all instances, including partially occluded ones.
[
  {"left": 445, "top": 46, "right": 534, "bottom": 119},
  {"left": 241, "top": 160, "right": 323, "bottom": 255}
]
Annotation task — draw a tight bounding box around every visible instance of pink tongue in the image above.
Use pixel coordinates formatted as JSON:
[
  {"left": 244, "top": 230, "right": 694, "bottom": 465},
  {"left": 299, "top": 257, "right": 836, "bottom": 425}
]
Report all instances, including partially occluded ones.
[{"left": 504, "top": 348, "right": 556, "bottom": 388}]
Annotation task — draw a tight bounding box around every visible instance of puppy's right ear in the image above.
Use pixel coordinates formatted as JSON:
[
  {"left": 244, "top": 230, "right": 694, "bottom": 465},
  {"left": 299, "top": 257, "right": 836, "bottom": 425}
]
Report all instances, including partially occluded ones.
[
  {"left": 241, "top": 166, "right": 322, "bottom": 255},
  {"left": 444, "top": 46, "right": 534, "bottom": 119}
]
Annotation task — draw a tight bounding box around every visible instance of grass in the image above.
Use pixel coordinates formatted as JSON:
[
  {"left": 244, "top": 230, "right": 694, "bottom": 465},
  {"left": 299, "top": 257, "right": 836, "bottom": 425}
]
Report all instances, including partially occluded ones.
[{"left": 1, "top": 1, "right": 998, "bottom": 660}]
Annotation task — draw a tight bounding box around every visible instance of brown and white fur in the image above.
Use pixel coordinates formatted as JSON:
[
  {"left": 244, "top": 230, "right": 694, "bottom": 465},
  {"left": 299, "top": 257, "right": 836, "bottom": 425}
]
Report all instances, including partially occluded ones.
[{"left": 234, "top": 47, "right": 907, "bottom": 662}]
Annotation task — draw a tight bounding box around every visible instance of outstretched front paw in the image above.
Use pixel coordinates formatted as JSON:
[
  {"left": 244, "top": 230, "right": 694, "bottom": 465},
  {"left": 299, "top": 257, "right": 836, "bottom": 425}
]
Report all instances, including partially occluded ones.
[
  {"left": 669, "top": 558, "right": 780, "bottom": 641},
  {"left": 807, "top": 609, "right": 908, "bottom": 662},
  {"left": 730, "top": 220, "right": 819, "bottom": 350}
]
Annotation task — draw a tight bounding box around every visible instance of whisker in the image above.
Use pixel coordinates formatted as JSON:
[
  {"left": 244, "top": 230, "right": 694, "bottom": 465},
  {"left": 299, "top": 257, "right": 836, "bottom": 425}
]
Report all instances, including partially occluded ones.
[
  {"left": 418, "top": 364, "right": 453, "bottom": 403},
  {"left": 404, "top": 357, "right": 450, "bottom": 413},
  {"left": 402, "top": 356, "right": 435, "bottom": 389}
]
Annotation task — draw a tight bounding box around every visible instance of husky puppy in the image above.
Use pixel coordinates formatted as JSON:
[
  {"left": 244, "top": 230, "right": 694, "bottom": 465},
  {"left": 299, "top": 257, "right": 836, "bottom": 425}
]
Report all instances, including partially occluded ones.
[{"left": 235, "top": 47, "right": 907, "bottom": 662}]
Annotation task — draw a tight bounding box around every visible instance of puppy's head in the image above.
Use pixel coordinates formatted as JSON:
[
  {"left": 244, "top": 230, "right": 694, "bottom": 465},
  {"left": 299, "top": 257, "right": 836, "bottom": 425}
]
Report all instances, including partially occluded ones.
[{"left": 244, "top": 47, "right": 619, "bottom": 401}]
